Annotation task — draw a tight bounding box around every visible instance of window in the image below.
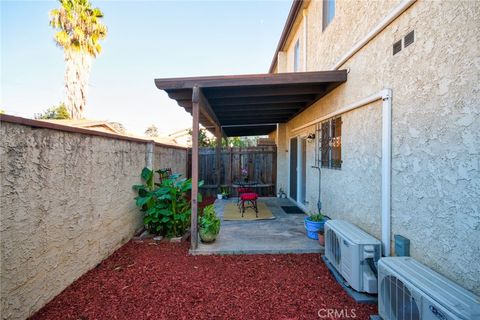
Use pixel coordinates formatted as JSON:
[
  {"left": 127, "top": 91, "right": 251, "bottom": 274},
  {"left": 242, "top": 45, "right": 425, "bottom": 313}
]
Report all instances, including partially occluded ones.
[
  {"left": 293, "top": 39, "right": 300, "bottom": 72},
  {"left": 320, "top": 117, "right": 342, "bottom": 169},
  {"left": 323, "top": 0, "right": 335, "bottom": 31}
]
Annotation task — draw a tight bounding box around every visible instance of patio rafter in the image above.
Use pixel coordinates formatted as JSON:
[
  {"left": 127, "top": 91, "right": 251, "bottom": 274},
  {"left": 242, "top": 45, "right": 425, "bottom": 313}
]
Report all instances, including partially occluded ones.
[{"left": 155, "top": 70, "right": 347, "bottom": 137}]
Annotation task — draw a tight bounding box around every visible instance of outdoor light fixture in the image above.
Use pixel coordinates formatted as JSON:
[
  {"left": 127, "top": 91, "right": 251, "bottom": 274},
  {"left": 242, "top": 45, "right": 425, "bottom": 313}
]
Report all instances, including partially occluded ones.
[{"left": 307, "top": 133, "right": 316, "bottom": 143}]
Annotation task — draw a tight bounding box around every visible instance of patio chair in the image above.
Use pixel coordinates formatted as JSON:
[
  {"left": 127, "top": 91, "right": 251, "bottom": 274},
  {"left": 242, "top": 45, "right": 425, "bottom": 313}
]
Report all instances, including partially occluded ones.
[
  {"left": 239, "top": 192, "right": 258, "bottom": 217},
  {"left": 236, "top": 187, "right": 254, "bottom": 206}
]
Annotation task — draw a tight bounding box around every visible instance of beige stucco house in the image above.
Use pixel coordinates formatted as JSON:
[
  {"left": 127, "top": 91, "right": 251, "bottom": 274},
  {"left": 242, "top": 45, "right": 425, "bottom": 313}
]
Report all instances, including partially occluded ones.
[{"left": 268, "top": 0, "right": 479, "bottom": 295}]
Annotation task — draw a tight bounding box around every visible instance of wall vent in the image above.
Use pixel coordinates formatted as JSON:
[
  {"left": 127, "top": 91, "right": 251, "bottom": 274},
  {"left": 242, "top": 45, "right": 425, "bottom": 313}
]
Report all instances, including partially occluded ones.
[
  {"left": 393, "top": 40, "right": 402, "bottom": 55},
  {"left": 404, "top": 30, "right": 415, "bottom": 48}
]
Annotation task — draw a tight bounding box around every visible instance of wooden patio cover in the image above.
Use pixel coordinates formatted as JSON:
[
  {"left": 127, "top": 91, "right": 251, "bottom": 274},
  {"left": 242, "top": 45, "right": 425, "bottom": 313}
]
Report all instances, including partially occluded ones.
[
  {"left": 154, "top": 70, "right": 347, "bottom": 250},
  {"left": 155, "top": 70, "right": 347, "bottom": 137}
]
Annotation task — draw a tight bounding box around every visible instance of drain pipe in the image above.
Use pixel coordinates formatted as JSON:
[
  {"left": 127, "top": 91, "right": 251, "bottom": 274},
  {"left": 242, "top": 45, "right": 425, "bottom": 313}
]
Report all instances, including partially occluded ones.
[
  {"left": 292, "top": 89, "right": 393, "bottom": 256},
  {"left": 381, "top": 89, "right": 392, "bottom": 256}
]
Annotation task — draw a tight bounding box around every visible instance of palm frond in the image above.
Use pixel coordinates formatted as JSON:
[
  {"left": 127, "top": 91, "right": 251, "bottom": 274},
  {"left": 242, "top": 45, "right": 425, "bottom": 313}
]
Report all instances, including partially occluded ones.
[{"left": 49, "top": 0, "right": 107, "bottom": 57}]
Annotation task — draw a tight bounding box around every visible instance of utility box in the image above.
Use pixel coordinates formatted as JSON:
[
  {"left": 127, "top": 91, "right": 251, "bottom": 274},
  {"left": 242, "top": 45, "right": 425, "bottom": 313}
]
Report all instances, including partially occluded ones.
[{"left": 394, "top": 234, "right": 410, "bottom": 256}]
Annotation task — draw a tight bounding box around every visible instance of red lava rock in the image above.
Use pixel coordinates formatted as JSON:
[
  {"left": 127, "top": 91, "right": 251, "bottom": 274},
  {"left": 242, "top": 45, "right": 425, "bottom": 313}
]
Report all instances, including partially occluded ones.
[{"left": 30, "top": 241, "right": 377, "bottom": 320}]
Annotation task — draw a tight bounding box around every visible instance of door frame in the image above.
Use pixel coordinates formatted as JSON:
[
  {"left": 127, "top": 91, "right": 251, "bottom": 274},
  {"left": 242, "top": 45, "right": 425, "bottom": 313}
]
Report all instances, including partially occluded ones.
[{"left": 288, "top": 135, "right": 308, "bottom": 212}]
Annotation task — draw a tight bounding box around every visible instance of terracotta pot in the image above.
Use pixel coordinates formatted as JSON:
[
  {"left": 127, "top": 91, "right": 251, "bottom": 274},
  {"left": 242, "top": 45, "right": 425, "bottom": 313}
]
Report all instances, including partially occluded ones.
[{"left": 318, "top": 232, "right": 325, "bottom": 246}]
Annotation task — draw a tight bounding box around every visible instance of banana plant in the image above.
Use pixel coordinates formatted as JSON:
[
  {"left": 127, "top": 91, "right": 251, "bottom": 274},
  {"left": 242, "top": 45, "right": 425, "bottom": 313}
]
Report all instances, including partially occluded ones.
[{"left": 133, "top": 167, "right": 203, "bottom": 237}]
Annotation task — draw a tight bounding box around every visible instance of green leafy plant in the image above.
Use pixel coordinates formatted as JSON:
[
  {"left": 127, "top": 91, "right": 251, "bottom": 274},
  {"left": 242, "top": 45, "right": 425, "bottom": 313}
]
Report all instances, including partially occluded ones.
[
  {"left": 133, "top": 167, "right": 203, "bottom": 237},
  {"left": 199, "top": 204, "right": 221, "bottom": 236},
  {"left": 220, "top": 186, "right": 229, "bottom": 197},
  {"left": 308, "top": 213, "right": 325, "bottom": 222}
]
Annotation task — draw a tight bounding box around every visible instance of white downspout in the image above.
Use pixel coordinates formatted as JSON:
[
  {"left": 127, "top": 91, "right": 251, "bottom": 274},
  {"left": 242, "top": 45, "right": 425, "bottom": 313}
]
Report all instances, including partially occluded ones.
[
  {"left": 290, "top": 89, "right": 393, "bottom": 256},
  {"left": 381, "top": 89, "right": 392, "bottom": 256}
]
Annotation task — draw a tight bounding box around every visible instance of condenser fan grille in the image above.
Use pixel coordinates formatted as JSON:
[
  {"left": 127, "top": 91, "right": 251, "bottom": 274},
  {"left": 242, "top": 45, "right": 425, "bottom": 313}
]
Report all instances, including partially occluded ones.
[
  {"left": 381, "top": 275, "right": 420, "bottom": 320},
  {"left": 327, "top": 229, "right": 341, "bottom": 266}
]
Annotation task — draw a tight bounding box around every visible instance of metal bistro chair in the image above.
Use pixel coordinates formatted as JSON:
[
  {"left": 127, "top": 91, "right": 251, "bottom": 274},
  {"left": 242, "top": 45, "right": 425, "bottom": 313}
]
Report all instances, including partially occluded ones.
[
  {"left": 235, "top": 180, "right": 256, "bottom": 205},
  {"left": 239, "top": 192, "right": 258, "bottom": 217},
  {"left": 235, "top": 180, "right": 258, "bottom": 217}
]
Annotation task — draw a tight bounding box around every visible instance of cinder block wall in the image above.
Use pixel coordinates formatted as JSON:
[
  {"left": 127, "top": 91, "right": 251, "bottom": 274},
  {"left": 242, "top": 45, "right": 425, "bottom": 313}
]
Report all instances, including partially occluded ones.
[{"left": 0, "top": 117, "right": 188, "bottom": 319}]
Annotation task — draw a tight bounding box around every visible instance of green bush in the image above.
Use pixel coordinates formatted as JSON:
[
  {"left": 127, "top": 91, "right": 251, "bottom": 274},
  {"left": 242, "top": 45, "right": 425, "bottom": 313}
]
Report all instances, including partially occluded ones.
[
  {"left": 199, "top": 204, "right": 221, "bottom": 235},
  {"left": 133, "top": 167, "right": 203, "bottom": 237}
]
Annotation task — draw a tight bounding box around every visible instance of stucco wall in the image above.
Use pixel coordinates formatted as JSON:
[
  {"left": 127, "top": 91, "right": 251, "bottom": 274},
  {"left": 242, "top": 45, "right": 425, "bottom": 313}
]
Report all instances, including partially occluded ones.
[
  {"left": 277, "top": 1, "right": 480, "bottom": 294},
  {"left": 153, "top": 145, "right": 187, "bottom": 177},
  {"left": 0, "top": 120, "right": 188, "bottom": 319}
]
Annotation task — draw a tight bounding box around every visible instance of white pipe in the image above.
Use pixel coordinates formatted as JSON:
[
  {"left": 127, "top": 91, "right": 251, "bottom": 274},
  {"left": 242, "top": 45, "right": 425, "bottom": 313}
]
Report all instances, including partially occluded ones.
[
  {"left": 292, "top": 91, "right": 384, "bottom": 133},
  {"left": 381, "top": 89, "right": 392, "bottom": 256},
  {"left": 146, "top": 142, "right": 154, "bottom": 169},
  {"left": 332, "top": 0, "right": 416, "bottom": 70},
  {"left": 291, "top": 89, "right": 393, "bottom": 256}
]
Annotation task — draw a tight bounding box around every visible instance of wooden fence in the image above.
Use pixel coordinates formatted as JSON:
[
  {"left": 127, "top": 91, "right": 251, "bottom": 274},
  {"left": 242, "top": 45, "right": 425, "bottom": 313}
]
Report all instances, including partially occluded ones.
[{"left": 188, "top": 146, "right": 277, "bottom": 197}]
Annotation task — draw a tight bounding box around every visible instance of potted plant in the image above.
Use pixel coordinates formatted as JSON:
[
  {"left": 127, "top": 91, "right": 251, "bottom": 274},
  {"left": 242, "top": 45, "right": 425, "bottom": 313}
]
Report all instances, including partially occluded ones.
[
  {"left": 199, "top": 204, "right": 221, "bottom": 243},
  {"left": 217, "top": 192, "right": 223, "bottom": 200},
  {"left": 221, "top": 187, "right": 229, "bottom": 199},
  {"left": 304, "top": 213, "right": 328, "bottom": 241},
  {"left": 241, "top": 167, "right": 249, "bottom": 182}
]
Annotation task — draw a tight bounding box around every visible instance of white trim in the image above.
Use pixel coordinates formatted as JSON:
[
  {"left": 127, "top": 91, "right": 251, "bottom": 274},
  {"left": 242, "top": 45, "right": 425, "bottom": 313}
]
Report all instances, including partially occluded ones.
[
  {"left": 303, "top": 9, "right": 308, "bottom": 72},
  {"left": 332, "top": 0, "right": 416, "bottom": 70},
  {"left": 287, "top": 137, "right": 293, "bottom": 200},
  {"left": 297, "top": 137, "right": 303, "bottom": 205}
]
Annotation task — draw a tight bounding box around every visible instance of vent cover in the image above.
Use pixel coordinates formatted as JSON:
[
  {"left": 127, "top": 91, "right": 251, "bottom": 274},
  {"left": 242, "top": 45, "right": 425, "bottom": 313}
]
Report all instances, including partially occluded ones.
[
  {"left": 404, "top": 30, "right": 415, "bottom": 48},
  {"left": 393, "top": 40, "right": 402, "bottom": 55},
  {"left": 326, "top": 229, "right": 341, "bottom": 266},
  {"left": 381, "top": 275, "right": 420, "bottom": 320}
]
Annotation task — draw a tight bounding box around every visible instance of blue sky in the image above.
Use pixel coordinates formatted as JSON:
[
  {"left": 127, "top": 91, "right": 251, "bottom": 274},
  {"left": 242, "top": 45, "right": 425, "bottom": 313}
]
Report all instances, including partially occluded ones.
[{"left": 1, "top": 0, "right": 292, "bottom": 135}]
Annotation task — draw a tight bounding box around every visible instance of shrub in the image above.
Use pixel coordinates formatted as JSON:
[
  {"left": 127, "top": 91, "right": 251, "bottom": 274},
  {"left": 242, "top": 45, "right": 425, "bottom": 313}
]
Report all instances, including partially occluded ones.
[
  {"left": 199, "top": 204, "right": 221, "bottom": 235},
  {"left": 133, "top": 167, "right": 203, "bottom": 237}
]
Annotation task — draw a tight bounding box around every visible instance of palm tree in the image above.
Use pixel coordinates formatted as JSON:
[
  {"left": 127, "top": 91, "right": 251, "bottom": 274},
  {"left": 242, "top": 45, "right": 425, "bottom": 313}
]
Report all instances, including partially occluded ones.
[{"left": 49, "top": 0, "right": 107, "bottom": 119}]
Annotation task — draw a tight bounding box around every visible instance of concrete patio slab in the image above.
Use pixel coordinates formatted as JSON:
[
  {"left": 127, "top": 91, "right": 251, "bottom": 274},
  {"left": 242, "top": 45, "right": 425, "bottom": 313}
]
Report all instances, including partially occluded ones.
[{"left": 191, "top": 197, "right": 324, "bottom": 255}]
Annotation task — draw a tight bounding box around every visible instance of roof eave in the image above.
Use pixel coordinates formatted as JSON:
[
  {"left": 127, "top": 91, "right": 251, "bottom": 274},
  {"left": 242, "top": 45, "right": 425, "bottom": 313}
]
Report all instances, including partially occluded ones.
[{"left": 268, "top": 0, "right": 304, "bottom": 73}]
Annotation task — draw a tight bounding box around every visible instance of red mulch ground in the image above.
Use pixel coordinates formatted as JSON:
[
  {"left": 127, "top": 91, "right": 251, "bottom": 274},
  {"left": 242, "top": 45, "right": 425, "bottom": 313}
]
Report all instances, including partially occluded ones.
[{"left": 31, "top": 241, "right": 377, "bottom": 320}]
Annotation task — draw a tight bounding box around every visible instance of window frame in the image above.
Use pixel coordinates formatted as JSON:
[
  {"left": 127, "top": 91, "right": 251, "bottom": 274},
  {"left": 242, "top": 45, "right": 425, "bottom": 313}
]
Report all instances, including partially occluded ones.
[
  {"left": 320, "top": 116, "right": 342, "bottom": 169},
  {"left": 322, "top": 0, "right": 335, "bottom": 31}
]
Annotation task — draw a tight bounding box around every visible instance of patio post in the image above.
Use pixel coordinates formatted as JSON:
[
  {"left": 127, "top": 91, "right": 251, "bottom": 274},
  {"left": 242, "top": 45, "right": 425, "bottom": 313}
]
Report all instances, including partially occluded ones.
[
  {"left": 215, "top": 125, "right": 222, "bottom": 188},
  {"left": 191, "top": 85, "right": 200, "bottom": 250}
]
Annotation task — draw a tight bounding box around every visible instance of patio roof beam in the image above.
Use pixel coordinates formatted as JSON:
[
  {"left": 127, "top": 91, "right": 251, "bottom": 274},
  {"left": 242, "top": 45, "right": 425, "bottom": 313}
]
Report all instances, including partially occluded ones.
[
  {"left": 212, "top": 103, "right": 303, "bottom": 111},
  {"left": 155, "top": 70, "right": 347, "bottom": 137},
  {"left": 221, "top": 118, "right": 290, "bottom": 125},
  {"left": 155, "top": 70, "right": 347, "bottom": 89},
  {"left": 208, "top": 95, "right": 314, "bottom": 106},
  {"left": 219, "top": 112, "right": 296, "bottom": 122},
  {"left": 203, "top": 84, "right": 327, "bottom": 99},
  {"left": 222, "top": 123, "right": 278, "bottom": 127}
]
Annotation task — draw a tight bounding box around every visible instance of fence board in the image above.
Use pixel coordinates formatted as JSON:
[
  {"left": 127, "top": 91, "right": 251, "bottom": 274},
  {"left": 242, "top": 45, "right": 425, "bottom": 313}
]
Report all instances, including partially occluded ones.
[{"left": 188, "top": 146, "right": 277, "bottom": 197}]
